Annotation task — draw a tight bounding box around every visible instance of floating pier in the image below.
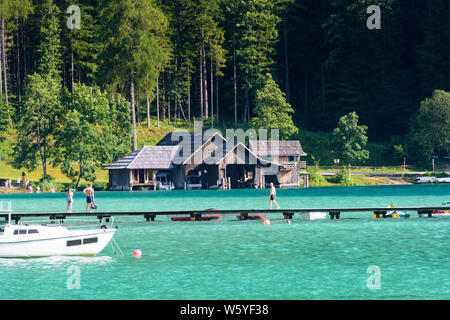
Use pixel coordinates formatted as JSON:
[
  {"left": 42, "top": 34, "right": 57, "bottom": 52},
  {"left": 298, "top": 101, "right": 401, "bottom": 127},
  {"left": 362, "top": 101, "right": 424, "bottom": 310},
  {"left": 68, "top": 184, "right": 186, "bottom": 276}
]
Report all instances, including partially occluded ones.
[{"left": 0, "top": 206, "right": 448, "bottom": 224}]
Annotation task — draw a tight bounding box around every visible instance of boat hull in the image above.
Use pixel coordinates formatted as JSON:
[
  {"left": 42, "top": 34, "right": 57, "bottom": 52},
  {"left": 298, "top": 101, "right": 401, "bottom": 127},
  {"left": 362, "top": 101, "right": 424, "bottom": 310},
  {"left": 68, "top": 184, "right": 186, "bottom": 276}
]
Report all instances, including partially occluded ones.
[{"left": 0, "top": 229, "right": 116, "bottom": 258}]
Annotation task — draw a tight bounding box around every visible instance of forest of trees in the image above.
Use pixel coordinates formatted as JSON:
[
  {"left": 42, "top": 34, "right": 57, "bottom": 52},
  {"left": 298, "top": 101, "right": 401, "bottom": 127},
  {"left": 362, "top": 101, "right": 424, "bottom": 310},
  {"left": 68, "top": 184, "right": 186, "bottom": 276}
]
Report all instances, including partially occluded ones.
[{"left": 0, "top": 0, "right": 449, "bottom": 173}]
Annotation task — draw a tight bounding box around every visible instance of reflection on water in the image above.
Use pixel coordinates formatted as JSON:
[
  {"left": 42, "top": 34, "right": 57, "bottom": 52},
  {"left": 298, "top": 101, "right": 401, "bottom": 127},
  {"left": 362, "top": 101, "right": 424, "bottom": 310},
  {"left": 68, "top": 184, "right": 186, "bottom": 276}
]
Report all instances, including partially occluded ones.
[{"left": 0, "top": 255, "right": 114, "bottom": 270}]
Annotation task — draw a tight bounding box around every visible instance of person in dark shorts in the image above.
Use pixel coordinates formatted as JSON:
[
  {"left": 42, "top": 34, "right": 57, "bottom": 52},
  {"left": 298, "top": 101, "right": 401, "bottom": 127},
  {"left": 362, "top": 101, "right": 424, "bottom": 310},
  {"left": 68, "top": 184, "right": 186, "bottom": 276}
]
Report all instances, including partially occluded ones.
[
  {"left": 83, "top": 183, "right": 95, "bottom": 213},
  {"left": 268, "top": 182, "right": 280, "bottom": 210}
]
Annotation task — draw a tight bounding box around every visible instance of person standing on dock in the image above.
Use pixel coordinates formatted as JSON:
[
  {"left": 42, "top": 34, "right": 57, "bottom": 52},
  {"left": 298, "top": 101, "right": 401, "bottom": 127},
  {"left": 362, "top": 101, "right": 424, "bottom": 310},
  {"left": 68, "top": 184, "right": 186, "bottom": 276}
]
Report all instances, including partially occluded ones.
[
  {"left": 268, "top": 182, "right": 280, "bottom": 210},
  {"left": 66, "top": 188, "right": 74, "bottom": 213},
  {"left": 83, "top": 184, "right": 95, "bottom": 213}
]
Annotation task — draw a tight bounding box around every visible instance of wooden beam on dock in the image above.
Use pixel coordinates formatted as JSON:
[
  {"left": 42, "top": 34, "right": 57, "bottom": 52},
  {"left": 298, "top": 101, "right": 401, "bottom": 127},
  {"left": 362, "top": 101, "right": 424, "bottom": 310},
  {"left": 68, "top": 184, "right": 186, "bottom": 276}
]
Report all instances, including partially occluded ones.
[{"left": 1, "top": 206, "right": 448, "bottom": 223}]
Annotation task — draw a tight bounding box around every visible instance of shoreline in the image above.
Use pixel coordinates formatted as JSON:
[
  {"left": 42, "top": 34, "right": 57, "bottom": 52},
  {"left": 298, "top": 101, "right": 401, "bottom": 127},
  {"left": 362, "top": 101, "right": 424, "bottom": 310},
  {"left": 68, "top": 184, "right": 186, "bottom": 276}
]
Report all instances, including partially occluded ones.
[{"left": 2, "top": 177, "right": 448, "bottom": 194}]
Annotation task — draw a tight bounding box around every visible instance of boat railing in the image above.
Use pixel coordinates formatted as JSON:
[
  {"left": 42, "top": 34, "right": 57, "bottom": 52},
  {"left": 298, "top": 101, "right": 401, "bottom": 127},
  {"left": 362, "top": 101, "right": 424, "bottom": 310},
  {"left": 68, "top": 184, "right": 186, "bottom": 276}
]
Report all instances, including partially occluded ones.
[
  {"left": 100, "top": 216, "right": 115, "bottom": 229},
  {"left": 0, "top": 201, "right": 12, "bottom": 225}
]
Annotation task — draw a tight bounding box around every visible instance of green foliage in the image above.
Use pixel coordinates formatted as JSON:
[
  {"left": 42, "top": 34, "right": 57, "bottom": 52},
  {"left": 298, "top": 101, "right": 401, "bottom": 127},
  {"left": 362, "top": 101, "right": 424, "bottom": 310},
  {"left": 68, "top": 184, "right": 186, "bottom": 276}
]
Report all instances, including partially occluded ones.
[
  {"left": 36, "top": 0, "right": 62, "bottom": 79},
  {"left": 12, "top": 73, "right": 62, "bottom": 177},
  {"left": 306, "top": 156, "right": 327, "bottom": 186},
  {"left": 98, "top": 0, "right": 171, "bottom": 93},
  {"left": 2, "top": 0, "right": 450, "bottom": 172},
  {"left": 331, "top": 111, "right": 370, "bottom": 165},
  {"left": 407, "top": 90, "right": 450, "bottom": 161},
  {"left": 335, "top": 166, "right": 355, "bottom": 186},
  {"left": 250, "top": 73, "right": 298, "bottom": 139},
  {"left": 54, "top": 84, "right": 132, "bottom": 187},
  {"left": 0, "top": 95, "right": 9, "bottom": 142},
  {"left": 235, "top": 0, "right": 280, "bottom": 93}
]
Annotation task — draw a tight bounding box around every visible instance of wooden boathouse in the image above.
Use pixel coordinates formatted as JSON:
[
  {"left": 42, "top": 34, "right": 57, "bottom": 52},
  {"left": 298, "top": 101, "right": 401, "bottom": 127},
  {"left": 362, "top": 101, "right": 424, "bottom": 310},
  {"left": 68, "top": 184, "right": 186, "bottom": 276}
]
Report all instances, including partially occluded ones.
[
  {"left": 104, "top": 146, "right": 180, "bottom": 191},
  {"left": 249, "top": 140, "right": 307, "bottom": 187},
  {"left": 104, "top": 130, "right": 308, "bottom": 190}
]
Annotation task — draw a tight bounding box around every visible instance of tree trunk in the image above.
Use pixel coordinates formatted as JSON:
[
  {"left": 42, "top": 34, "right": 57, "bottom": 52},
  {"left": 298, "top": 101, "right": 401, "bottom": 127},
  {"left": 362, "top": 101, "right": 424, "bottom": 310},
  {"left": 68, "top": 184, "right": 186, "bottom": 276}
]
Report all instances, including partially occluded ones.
[
  {"left": 321, "top": 61, "right": 326, "bottom": 113},
  {"left": 178, "top": 100, "right": 188, "bottom": 125},
  {"left": 233, "top": 38, "right": 237, "bottom": 125},
  {"left": 199, "top": 48, "right": 204, "bottom": 119},
  {"left": 283, "top": 21, "right": 290, "bottom": 104},
  {"left": 130, "top": 75, "right": 138, "bottom": 151},
  {"left": 76, "top": 164, "right": 83, "bottom": 189},
  {"left": 174, "top": 96, "right": 177, "bottom": 122},
  {"left": 0, "top": 19, "right": 2, "bottom": 97},
  {"left": 136, "top": 96, "right": 141, "bottom": 126},
  {"left": 210, "top": 55, "right": 214, "bottom": 128},
  {"left": 1, "top": 15, "right": 9, "bottom": 108},
  {"left": 304, "top": 58, "right": 308, "bottom": 118},
  {"left": 168, "top": 99, "right": 171, "bottom": 123},
  {"left": 146, "top": 94, "right": 150, "bottom": 128},
  {"left": 187, "top": 69, "right": 191, "bottom": 128},
  {"left": 203, "top": 47, "right": 208, "bottom": 119},
  {"left": 36, "top": 121, "right": 47, "bottom": 179},
  {"left": 16, "top": 18, "right": 21, "bottom": 102},
  {"left": 243, "top": 88, "right": 249, "bottom": 123},
  {"left": 162, "top": 74, "right": 166, "bottom": 122},
  {"left": 215, "top": 73, "right": 219, "bottom": 123},
  {"left": 156, "top": 76, "right": 160, "bottom": 127},
  {"left": 71, "top": 37, "right": 74, "bottom": 92}
]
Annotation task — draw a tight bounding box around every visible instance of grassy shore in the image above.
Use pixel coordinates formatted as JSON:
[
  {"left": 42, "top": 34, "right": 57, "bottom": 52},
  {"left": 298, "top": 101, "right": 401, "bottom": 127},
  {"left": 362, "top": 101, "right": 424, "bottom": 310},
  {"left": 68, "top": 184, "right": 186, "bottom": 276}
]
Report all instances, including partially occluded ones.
[
  {"left": 0, "top": 160, "right": 109, "bottom": 193},
  {"left": 301, "top": 174, "right": 416, "bottom": 187}
]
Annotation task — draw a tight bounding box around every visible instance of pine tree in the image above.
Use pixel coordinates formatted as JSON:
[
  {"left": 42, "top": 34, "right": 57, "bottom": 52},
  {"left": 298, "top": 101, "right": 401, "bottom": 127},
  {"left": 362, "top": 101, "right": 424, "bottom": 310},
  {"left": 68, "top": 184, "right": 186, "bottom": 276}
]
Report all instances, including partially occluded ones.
[
  {"left": 250, "top": 73, "right": 298, "bottom": 140},
  {"left": 12, "top": 0, "right": 63, "bottom": 179},
  {"left": 234, "top": 0, "right": 280, "bottom": 123},
  {"left": 98, "top": 0, "right": 171, "bottom": 151}
]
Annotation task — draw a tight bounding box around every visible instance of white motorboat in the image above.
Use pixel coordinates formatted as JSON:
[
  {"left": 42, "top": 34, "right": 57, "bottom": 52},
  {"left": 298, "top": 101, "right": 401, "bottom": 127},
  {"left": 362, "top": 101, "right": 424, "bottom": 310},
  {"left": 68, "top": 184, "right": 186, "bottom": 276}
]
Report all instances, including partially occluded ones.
[
  {"left": 385, "top": 210, "right": 409, "bottom": 218},
  {"left": 156, "top": 172, "right": 174, "bottom": 190},
  {"left": 0, "top": 203, "right": 116, "bottom": 258},
  {"left": 185, "top": 175, "right": 202, "bottom": 189}
]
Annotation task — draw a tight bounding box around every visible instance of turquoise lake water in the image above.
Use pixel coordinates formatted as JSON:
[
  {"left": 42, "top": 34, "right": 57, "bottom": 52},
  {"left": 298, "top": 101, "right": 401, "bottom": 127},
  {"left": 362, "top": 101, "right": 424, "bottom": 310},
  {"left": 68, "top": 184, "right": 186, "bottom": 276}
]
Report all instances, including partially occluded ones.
[{"left": 1, "top": 184, "right": 450, "bottom": 300}]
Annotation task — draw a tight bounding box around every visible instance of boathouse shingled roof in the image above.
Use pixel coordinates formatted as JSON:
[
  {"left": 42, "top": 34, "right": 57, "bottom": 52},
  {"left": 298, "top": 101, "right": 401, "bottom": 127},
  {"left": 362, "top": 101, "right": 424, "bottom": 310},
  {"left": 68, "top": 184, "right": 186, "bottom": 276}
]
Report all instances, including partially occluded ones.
[
  {"left": 248, "top": 140, "right": 307, "bottom": 157},
  {"left": 103, "top": 146, "right": 180, "bottom": 170},
  {"left": 157, "top": 131, "right": 227, "bottom": 164}
]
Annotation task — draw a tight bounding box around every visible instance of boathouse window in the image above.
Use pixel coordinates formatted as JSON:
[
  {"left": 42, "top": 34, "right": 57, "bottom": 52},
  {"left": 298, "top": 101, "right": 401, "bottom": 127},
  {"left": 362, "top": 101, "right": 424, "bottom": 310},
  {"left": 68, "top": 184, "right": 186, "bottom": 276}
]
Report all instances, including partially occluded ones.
[
  {"left": 288, "top": 156, "right": 299, "bottom": 162},
  {"left": 67, "top": 239, "right": 82, "bottom": 247},
  {"left": 83, "top": 237, "right": 98, "bottom": 244}
]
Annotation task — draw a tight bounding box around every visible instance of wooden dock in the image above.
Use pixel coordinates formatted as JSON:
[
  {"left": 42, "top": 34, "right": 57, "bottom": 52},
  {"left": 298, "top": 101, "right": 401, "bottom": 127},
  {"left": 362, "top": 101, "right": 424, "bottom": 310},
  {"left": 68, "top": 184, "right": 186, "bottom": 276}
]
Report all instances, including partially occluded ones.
[{"left": 0, "top": 206, "right": 448, "bottom": 223}]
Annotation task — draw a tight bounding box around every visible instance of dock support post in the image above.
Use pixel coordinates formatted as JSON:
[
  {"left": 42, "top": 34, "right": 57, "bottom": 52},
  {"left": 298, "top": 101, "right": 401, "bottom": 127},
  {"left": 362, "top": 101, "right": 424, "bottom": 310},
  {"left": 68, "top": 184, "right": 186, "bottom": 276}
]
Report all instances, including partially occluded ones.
[
  {"left": 238, "top": 213, "right": 248, "bottom": 220},
  {"left": 283, "top": 213, "right": 294, "bottom": 219},
  {"left": 145, "top": 214, "right": 156, "bottom": 222},
  {"left": 329, "top": 212, "right": 340, "bottom": 220}
]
